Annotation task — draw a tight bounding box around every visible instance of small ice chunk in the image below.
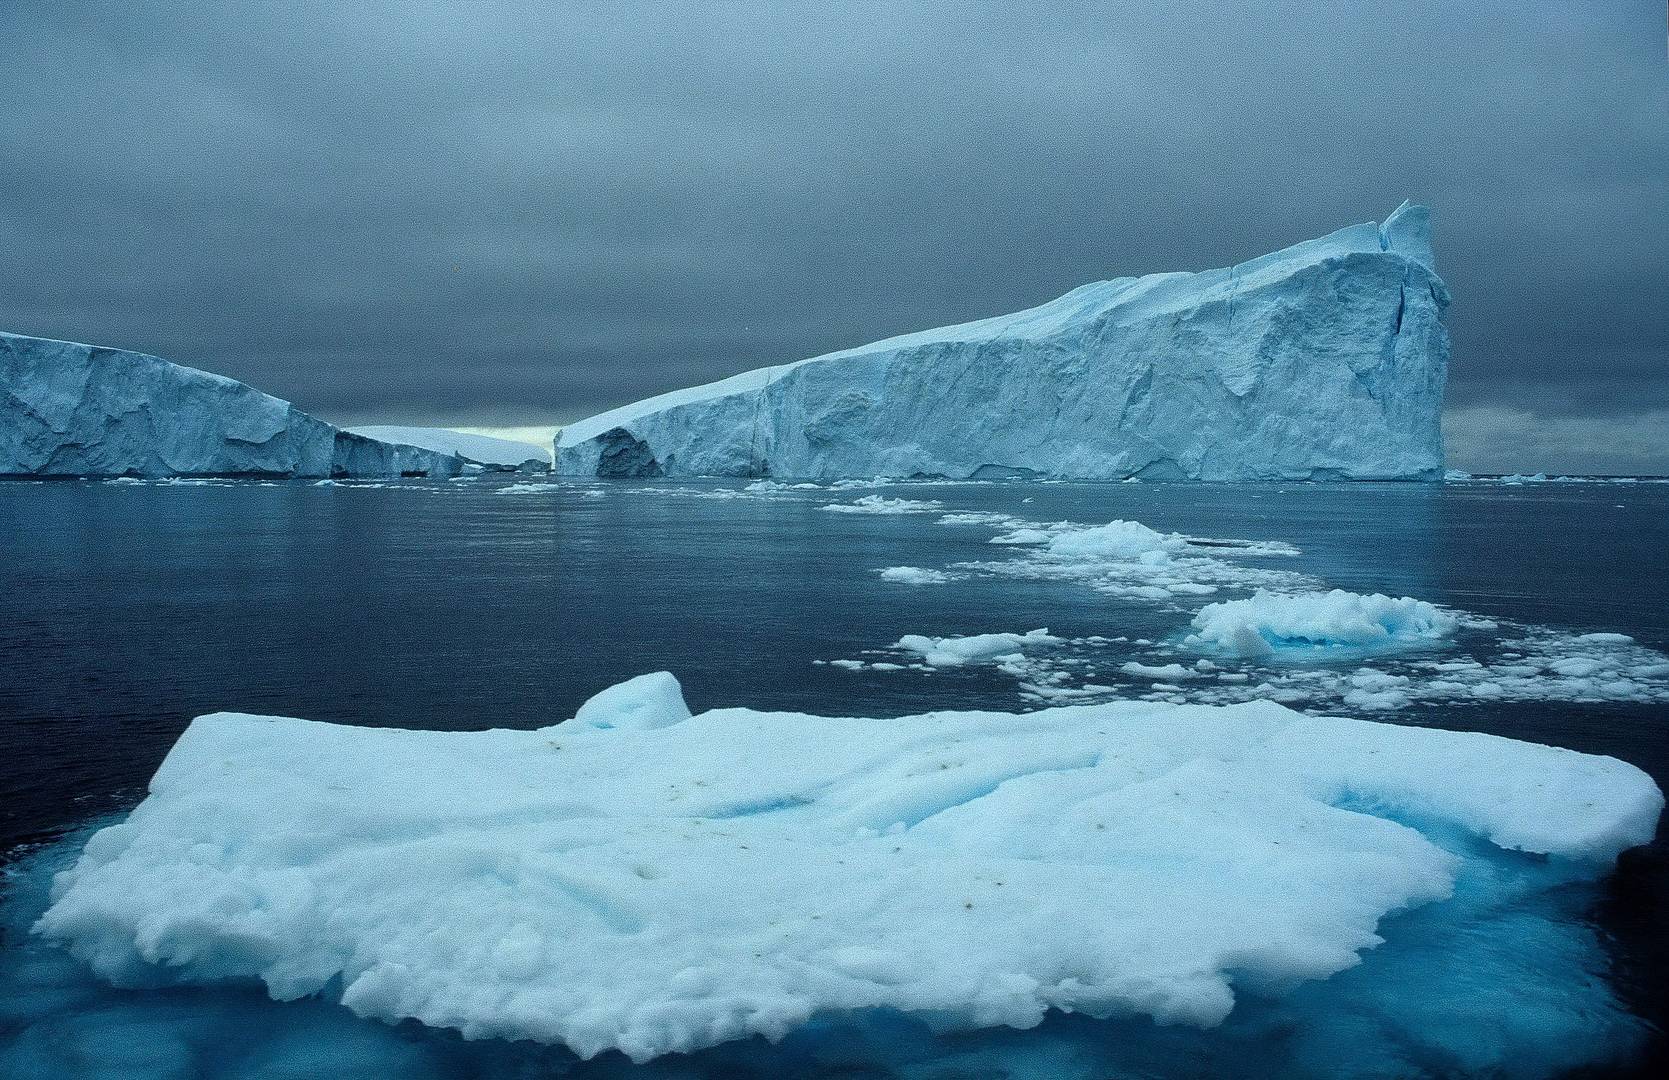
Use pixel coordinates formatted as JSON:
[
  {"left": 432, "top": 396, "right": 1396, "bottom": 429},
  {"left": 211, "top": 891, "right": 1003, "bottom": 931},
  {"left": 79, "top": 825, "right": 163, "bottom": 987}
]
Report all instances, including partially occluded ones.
[
  {"left": 878, "top": 566, "right": 953, "bottom": 585},
  {"left": 1046, "top": 520, "right": 1183, "bottom": 561},
  {"left": 571, "top": 671, "right": 692, "bottom": 731},
  {"left": 1120, "top": 662, "right": 1211, "bottom": 681},
  {"left": 894, "top": 629, "right": 1059, "bottom": 667},
  {"left": 822, "top": 496, "right": 942, "bottom": 514},
  {"left": 1188, "top": 590, "right": 1459, "bottom": 656}
]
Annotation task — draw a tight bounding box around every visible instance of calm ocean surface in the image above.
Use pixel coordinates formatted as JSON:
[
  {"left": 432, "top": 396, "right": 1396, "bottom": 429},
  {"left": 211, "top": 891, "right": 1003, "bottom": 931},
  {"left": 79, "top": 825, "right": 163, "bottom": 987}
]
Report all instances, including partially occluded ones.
[{"left": 2, "top": 475, "right": 1666, "bottom": 1078}]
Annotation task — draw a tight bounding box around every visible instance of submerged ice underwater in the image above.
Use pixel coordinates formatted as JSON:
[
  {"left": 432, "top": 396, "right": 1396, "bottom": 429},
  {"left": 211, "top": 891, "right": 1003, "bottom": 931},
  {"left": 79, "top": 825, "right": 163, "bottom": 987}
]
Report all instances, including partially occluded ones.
[{"left": 1, "top": 476, "right": 1667, "bottom": 1080}]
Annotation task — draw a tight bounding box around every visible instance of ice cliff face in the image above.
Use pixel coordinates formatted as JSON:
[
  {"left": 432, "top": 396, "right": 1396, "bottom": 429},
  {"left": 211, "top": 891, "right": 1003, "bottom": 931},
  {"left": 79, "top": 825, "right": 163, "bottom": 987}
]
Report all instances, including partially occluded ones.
[
  {"left": 0, "top": 333, "right": 463, "bottom": 479},
  {"left": 556, "top": 202, "right": 1449, "bottom": 481}
]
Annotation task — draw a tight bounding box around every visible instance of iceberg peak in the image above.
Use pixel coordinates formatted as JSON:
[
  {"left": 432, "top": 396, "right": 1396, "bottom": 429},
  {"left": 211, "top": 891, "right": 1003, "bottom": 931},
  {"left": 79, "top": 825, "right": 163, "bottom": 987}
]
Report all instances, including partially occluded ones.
[{"left": 1380, "top": 200, "right": 1435, "bottom": 269}]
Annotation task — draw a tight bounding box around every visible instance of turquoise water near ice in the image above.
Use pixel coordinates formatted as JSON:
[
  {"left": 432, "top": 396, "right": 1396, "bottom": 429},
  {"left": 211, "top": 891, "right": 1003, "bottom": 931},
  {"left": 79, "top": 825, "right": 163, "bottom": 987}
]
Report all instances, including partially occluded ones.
[{"left": 1, "top": 476, "right": 1665, "bottom": 1078}]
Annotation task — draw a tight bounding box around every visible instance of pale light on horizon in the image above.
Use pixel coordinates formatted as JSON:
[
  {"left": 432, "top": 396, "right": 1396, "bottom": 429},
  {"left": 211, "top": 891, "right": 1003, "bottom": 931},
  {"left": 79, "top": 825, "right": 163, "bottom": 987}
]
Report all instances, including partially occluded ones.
[{"left": 453, "top": 425, "right": 561, "bottom": 450}]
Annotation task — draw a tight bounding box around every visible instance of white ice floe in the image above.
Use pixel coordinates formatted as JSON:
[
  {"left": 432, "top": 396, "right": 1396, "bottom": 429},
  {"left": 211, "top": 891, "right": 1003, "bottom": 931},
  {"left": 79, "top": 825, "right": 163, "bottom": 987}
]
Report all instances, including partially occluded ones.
[
  {"left": 962, "top": 517, "right": 1307, "bottom": 602},
  {"left": 1187, "top": 590, "right": 1462, "bottom": 657},
  {"left": 36, "top": 674, "right": 1661, "bottom": 1063},
  {"left": 822, "top": 495, "right": 945, "bottom": 514},
  {"left": 746, "top": 479, "right": 824, "bottom": 492},
  {"left": 497, "top": 481, "right": 612, "bottom": 496},
  {"left": 1445, "top": 474, "right": 1667, "bottom": 486},
  {"left": 877, "top": 566, "right": 955, "bottom": 585},
  {"left": 1121, "top": 661, "right": 1214, "bottom": 682},
  {"left": 1044, "top": 519, "right": 1185, "bottom": 560},
  {"left": 937, "top": 510, "right": 1026, "bottom": 527},
  {"left": 893, "top": 629, "right": 1059, "bottom": 667}
]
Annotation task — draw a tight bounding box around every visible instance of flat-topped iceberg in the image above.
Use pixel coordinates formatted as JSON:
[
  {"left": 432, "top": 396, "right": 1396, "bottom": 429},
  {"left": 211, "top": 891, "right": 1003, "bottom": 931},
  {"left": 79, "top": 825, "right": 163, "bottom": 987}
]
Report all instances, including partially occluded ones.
[
  {"left": 37, "top": 673, "right": 1658, "bottom": 1064},
  {"left": 347, "top": 426, "right": 551, "bottom": 471},
  {"left": 556, "top": 202, "right": 1449, "bottom": 481},
  {"left": 0, "top": 332, "right": 463, "bottom": 479}
]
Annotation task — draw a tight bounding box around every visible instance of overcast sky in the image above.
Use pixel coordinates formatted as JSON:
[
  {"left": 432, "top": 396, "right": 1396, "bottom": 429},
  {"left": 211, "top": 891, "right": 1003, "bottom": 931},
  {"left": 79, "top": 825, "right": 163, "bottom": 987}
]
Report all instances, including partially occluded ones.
[{"left": 2, "top": 2, "right": 1664, "bottom": 471}]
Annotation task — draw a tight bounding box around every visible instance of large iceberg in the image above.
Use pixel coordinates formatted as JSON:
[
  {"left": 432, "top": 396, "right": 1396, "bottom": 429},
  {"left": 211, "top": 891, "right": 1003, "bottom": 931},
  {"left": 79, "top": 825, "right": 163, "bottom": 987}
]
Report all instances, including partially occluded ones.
[
  {"left": 37, "top": 673, "right": 1658, "bottom": 1064},
  {"left": 347, "top": 426, "right": 551, "bottom": 471},
  {"left": 0, "top": 332, "right": 463, "bottom": 479},
  {"left": 556, "top": 203, "right": 1448, "bottom": 481}
]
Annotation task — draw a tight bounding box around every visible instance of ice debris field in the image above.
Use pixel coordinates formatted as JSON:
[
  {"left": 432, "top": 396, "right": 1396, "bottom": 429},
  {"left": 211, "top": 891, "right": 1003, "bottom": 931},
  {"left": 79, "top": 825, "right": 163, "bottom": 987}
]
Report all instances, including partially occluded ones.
[
  {"left": 781, "top": 487, "right": 1669, "bottom": 713},
  {"left": 29, "top": 671, "right": 1663, "bottom": 1069}
]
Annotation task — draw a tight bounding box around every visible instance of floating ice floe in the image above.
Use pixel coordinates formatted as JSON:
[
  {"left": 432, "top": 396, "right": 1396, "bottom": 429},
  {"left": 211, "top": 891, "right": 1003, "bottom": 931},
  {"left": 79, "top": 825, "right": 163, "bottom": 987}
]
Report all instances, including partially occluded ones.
[
  {"left": 877, "top": 566, "right": 956, "bottom": 585},
  {"left": 1153, "top": 637, "right": 1669, "bottom": 709},
  {"left": 1186, "top": 590, "right": 1463, "bottom": 657},
  {"left": 746, "top": 479, "right": 824, "bottom": 492},
  {"left": 894, "top": 629, "right": 1059, "bottom": 668},
  {"left": 34, "top": 673, "right": 1661, "bottom": 1065},
  {"left": 1044, "top": 519, "right": 1185, "bottom": 560},
  {"left": 961, "top": 517, "right": 1307, "bottom": 601},
  {"left": 822, "top": 495, "right": 945, "bottom": 515},
  {"left": 1445, "top": 473, "right": 1666, "bottom": 486}
]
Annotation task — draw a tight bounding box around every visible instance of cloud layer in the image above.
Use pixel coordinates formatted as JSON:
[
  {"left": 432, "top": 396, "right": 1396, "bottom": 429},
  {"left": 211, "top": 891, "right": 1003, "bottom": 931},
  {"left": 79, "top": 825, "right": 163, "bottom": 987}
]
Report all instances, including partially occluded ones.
[{"left": 2, "top": 2, "right": 1664, "bottom": 469}]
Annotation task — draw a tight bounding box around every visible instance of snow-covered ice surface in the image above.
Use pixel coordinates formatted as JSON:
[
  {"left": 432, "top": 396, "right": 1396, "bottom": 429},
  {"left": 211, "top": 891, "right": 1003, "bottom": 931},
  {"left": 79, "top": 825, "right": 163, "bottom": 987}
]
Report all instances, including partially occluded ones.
[
  {"left": 28, "top": 673, "right": 1661, "bottom": 1069},
  {"left": 555, "top": 204, "right": 1447, "bottom": 481},
  {"left": 347, "top": 427, "right": 551, "bottom": 470},
  {"left": 0, "top": 332, "right": 465, "bottom": 479}
]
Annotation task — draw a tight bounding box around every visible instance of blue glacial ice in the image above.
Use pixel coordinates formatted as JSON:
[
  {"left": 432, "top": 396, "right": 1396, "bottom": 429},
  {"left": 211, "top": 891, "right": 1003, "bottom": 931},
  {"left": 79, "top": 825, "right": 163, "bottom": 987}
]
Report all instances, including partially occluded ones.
[
  {"left": 555, "top": 203, "right": 1448, "bottom": 481},
  {"left": 23, "top": 672, "right": 1659, "bottom": 1075},
  {"left": 0, "top": 332, "right": 463, "bottom": 479}
]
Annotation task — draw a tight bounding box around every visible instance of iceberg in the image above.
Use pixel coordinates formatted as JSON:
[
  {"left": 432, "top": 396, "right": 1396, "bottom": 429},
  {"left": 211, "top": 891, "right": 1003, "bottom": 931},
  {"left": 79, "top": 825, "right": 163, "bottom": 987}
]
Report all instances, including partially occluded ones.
[
  {"left": 0, "top": 332, "right": 464, "bottom": 479},
  {"left": 37, "top": 673, "right": 1658, "bottom": 1064},
  {"left": 347, "top": 426, "right": 551, "bottom": 471},
  {"left": 556, "top": 202, "right": 1448, "bottom": 481}
]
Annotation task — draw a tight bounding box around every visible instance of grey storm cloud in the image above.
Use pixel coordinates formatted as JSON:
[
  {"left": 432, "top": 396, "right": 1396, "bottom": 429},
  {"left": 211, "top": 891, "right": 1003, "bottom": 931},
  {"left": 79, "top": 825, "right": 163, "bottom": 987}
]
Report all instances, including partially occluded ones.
[{"left": 2, "top": 1, "right": 1665, "bottom": 469}]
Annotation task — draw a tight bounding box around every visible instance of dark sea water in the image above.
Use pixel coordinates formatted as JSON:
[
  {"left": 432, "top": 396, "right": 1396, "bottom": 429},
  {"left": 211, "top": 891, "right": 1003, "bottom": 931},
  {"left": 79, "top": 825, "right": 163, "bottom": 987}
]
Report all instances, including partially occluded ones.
[{"left": 1, "top": 475, "right": 1666, "bottom": 1079}]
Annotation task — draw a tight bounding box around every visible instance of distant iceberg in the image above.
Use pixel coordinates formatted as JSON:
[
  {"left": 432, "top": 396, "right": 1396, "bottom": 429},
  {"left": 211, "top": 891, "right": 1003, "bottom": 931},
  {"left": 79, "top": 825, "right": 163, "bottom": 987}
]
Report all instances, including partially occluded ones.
[
  {"left": 37, "top": 673, "right": 1659, "bottom": 1063},
  {"left": 556, "top": 202, "right": 1449, "bottom": 481},
  {"left": 347, "top": 426, "right": 551, "bottom": 471},
  {"left": 0, "top": 332, "right": 463, "bottom": 479}
]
